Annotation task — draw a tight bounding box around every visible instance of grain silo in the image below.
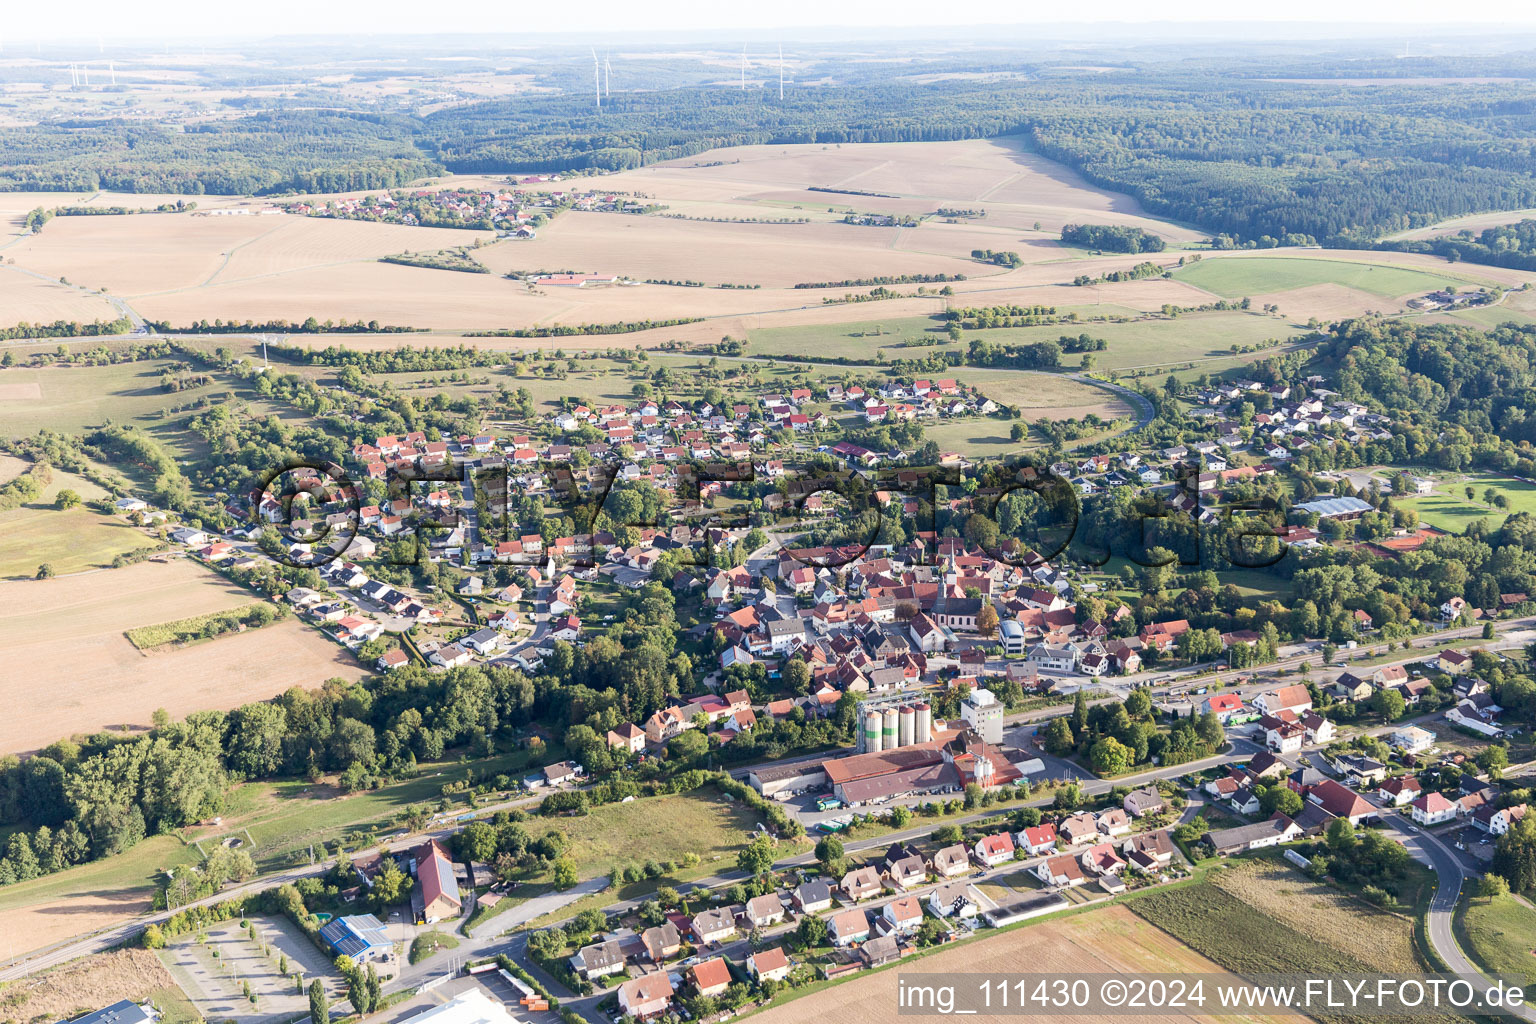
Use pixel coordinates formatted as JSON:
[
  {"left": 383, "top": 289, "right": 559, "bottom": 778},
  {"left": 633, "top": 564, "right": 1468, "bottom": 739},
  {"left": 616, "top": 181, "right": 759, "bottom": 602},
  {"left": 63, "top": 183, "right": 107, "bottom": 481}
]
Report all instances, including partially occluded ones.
[
  {"left": 914, "top": 702, "right": 932, "bottom": 743},
  {"left": 899, "top": 705, "right": 915, "bottom": 747},
  {"left": 863, "top": 709, "right": 883, "bottom": 753},
  {"left": 883, "top": 708, "right": 900, "bottom": 750}
]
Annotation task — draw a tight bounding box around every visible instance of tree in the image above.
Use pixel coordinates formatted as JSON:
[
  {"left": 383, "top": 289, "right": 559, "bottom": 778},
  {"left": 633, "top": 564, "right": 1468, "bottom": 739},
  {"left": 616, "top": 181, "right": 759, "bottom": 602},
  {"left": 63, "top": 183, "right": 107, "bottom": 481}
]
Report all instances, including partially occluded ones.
[
  {"left": 309, "top": 980, "right": 330, "bottom": 1024},
  {"left": 976, "top": 604, "right": 999, "bottom": 637},
  {"left": 795, "top": 913, "right": 827, "bottom": 950},
  {"left": 1371, "top": 688, "right": 1405, "bottom": 721},
  {"left": 737, "top": 834, "right": 774, "bottom": 876},
  {"left": 54, "top": 488, "right": 81, "bottom": 510},
  {"left": 35, "top": 563, "right": 53, "bottom": 579},
  {"left": 372, "top": 860, "right": 411, "bottom": 907},
  {"left": 1260, "top": 785, "right": 1302, "bottom": 817},
  {"left": 1194, "top": 711, "right": 1224, "bottom": 748},
  {"left": 890, "top": 805, "right": 912, "bottom": 828},
  {"left": 932, "top": 824, "right": 964, "bottom": 844},
  {"left": 1124, "top": 689, "right": 1152, "bottom": 719},
  {"left": 552, "top": 855, "right": 578, "bottom": 890},
  {"left": 1325, "top": 817, "right": 1357, "bottom": 853},
  {"left": 1480, "top": 874, "right": 1511, "bottom": 899},
  {"left": 1043, "top": 716, "right": 1075, "bottom": 756},
  {"left": 783, "top": 659, "right": 811, "bottom": 694},
  {"left": 814, "top": 835, "right": 844, "bottom": 871},
  {"left": 1089, "top": 736, "right": 1132, "bottom": 776}
]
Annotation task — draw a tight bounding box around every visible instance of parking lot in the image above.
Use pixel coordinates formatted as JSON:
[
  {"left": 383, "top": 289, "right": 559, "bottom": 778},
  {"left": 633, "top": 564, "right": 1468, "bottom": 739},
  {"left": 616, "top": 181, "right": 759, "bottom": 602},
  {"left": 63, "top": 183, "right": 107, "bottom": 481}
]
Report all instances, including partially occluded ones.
[{"left": 160, "top": 915, "right": 346, "bottom": 1023}]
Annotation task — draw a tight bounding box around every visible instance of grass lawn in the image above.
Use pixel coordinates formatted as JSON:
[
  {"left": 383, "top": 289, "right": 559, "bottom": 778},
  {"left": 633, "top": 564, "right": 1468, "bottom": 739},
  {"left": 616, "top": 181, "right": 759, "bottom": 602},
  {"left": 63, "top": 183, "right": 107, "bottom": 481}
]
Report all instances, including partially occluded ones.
[
  {"left": 0, "top": 834, "right": 198, "bottom": 918},
  {"left": 1173, "top": 255, "right": 1471, "bottom": 300},
  {"left": 1460, "top": 893, "right": 1536, "bottom": 986},
  {"left": 201, "top": 745, "right": 559, "bottom": 871},
  {"left": 746, "top": 310, "right": 1300, "bottom": 374},
  {"left": 967, "top": 311, "right": 1300, "bottom": 372},
  {"left": 0, "top": 504, "right": 152, "bottom": 579},
  {"left": 920, "top": 418, "right": 1034, "bottom": 457},
  {"left": 748, "top": 316, "right": 952, "bottom": 361},
  {"left": 547, "top": 791, "right": 761, "bottom": 882},
  {"left": 1398, "top": 473, "right": 1536, "bottom": 532}
]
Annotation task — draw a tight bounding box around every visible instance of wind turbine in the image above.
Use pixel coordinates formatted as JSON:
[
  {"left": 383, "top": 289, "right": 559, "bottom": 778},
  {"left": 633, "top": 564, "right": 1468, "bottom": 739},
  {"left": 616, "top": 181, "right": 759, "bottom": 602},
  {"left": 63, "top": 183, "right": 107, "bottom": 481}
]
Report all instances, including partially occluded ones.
[
  {"left": 592, "top": 48, "right": 600, "bottom": 109},
  {"left": 604, "top": 54, "right": 611, "bottom": 97}
]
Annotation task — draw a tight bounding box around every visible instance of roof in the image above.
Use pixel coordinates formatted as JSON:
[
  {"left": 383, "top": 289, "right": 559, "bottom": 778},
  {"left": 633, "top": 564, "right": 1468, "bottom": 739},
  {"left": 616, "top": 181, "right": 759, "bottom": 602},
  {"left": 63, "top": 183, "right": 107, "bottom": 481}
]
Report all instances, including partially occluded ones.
[
  {"left": 416, "top": 840, "right": 461, "bottom": 910},
  {"left": 1296, "top": 496, "right": 1373, "bottom": 517},
  {"left": 1309, "top": 779, "right": 1373, "bottom": 819},
  {"left": 796, "top": 879, "right": 832, "bottom": 903},
  {"left": 746, "top": 893, "right": 782, "bottom": 919},
  {"left": 52, "top": 1002, "right": 155, "bottom": 1024},
  {"left": 977, "top": 833, "right": 1015, "bottom": 857},
  {"left": 319, "top": 914, "right": 390, "bottom": 958},
  {"left": 1206, "top": 817, "right": 1297, "bottom": 850},
  {"left": 620, "top": 973, "right": 675, "bottom": 1006},
  {"left": 750, "top": 947, "right": 790, "bottom": 975},
  {"left": 830, "top": 907, "right": 870, "bottom": 936},
  {"left": 691, "top": 957, "right": 732, "bottom": 991},
  {"left": 887, "top": 895, "right": 923, "bottom": 921},
  {"left": 1413, "top": 792, "right": 1457, "bottom": 814},
  {"left": 1205, "top": 693, "right": 1243, "bottom": 712},
  {"left": 400, "top": 990, "right": 520, "bottom": 1024}
]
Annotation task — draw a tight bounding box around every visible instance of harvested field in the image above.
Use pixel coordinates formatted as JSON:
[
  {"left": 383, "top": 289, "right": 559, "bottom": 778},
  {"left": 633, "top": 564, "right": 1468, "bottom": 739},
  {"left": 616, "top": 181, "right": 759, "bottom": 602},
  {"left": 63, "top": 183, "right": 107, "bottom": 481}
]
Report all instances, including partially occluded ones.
[
  {"left": 0, "top": 559, "right": 365, "bottom": 754},
  {"left": 0, "top": 947, "right": 196, "bottom": 1024},
  {"left": 747, "top": 904, "right": 1298, "bottom": 1024},
  {"left": 477, "top": 212, "right": 985, "bottom": 288},
  {"left": 0, "top": 267, "right": 120, "bottom": 324}
]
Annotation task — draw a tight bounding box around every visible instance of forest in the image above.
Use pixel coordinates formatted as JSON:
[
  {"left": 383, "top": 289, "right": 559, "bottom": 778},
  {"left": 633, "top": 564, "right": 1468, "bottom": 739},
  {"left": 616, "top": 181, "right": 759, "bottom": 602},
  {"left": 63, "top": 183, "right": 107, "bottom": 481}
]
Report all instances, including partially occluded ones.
[{"left": 5, "top": 71, "right": 1536, "bottom": 244}]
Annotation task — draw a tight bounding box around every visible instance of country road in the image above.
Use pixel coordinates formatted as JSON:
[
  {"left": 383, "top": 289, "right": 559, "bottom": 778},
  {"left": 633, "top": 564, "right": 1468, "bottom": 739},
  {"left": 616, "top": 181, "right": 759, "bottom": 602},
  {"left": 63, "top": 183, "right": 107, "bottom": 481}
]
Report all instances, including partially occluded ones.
[{"left": 1390, "top": 816, "right": 1536, "bottom": 1022}]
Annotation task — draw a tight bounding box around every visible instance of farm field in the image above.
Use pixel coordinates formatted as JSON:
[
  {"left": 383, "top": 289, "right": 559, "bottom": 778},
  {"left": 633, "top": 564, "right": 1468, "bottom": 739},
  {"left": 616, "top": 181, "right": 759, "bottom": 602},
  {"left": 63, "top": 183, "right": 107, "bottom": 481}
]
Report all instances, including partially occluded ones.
[
  {"left": 0, "top": 359, "right": 219, "bottom": 439},
  {"left": 1201, "top": 859, "right": 1429, "bottom": 974},
  {"left": 746, "top": 903, "right": 1299, "bottom": 1024},
  {"left": 0, "top": 504, "right": 150, "bottom": 579},
  {"left": 7, "top": 211, "right": 495, "bottom": 303},
  {"left": 0, "top": 835, "right": 199, "bottom": 958},
  {"left": 0, "top": 559, "right": 366, "bottom": 755},
  {"left": 475, "top": 211, "right": 989, "bottom": 288},
  {"left": 1173, "top": 254, "right": 1470, "bottom": 301},
  {"left": 0, "top": 267, "right": 121, "bottom": 324},
  {"left": 1460, "top": 892, "right": 1536, "bottom": 987},
  {"left": 0, "top": 947, "right": 199, "bottom": 1024},
  {"left": 1128, "top": 859, "right": 1454, "bottom": 1024},
  {"left": 747, "top": 309, "right": 1306, "bottom": 372},
  {"left": 624, "top": 139, "right": 1209, "bottom": 241}
]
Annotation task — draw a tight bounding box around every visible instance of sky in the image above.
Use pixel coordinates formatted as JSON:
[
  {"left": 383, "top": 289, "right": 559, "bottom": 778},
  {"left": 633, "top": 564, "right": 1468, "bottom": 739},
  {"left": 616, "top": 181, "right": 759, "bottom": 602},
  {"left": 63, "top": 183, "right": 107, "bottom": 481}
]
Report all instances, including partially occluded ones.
[{"left": 6, "top": 0, "right": 1536, "bottom": 42}]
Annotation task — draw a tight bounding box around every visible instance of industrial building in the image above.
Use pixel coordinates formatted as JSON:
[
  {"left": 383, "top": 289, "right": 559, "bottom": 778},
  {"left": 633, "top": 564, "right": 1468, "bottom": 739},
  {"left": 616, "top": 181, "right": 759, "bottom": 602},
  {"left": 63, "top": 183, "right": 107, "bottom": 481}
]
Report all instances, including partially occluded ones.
[
  {"left": 960, "top": 687, "right": 1004, "bottom": 744},
  {"left": 855, "top": 696, "right": 932, "bottom": 753}
]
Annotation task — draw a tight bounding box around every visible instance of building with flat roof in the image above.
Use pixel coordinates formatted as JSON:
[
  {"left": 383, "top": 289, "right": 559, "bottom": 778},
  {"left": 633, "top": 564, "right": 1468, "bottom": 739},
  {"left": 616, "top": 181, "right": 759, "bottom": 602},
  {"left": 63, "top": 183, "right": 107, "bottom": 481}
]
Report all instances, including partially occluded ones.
[
  {"left": 407, "top": 990, "right": 519, "bottom": 1024},
  {"left": 960, "top": 687, "right": 1003, "bottom": 744},
  {"left": 319, "top": 914, "right": 391, "bottom": 963},
  {"left": 52, "top": 1004, "right": 158, "bottom": 1024}
]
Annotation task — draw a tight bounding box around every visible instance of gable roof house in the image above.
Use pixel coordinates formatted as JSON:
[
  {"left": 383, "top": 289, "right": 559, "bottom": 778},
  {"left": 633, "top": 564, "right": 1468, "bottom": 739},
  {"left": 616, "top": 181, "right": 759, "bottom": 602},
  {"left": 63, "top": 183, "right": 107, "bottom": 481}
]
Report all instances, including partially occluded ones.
[{"left": 411, "top": 839, "right": 462, "bottom": 924}]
